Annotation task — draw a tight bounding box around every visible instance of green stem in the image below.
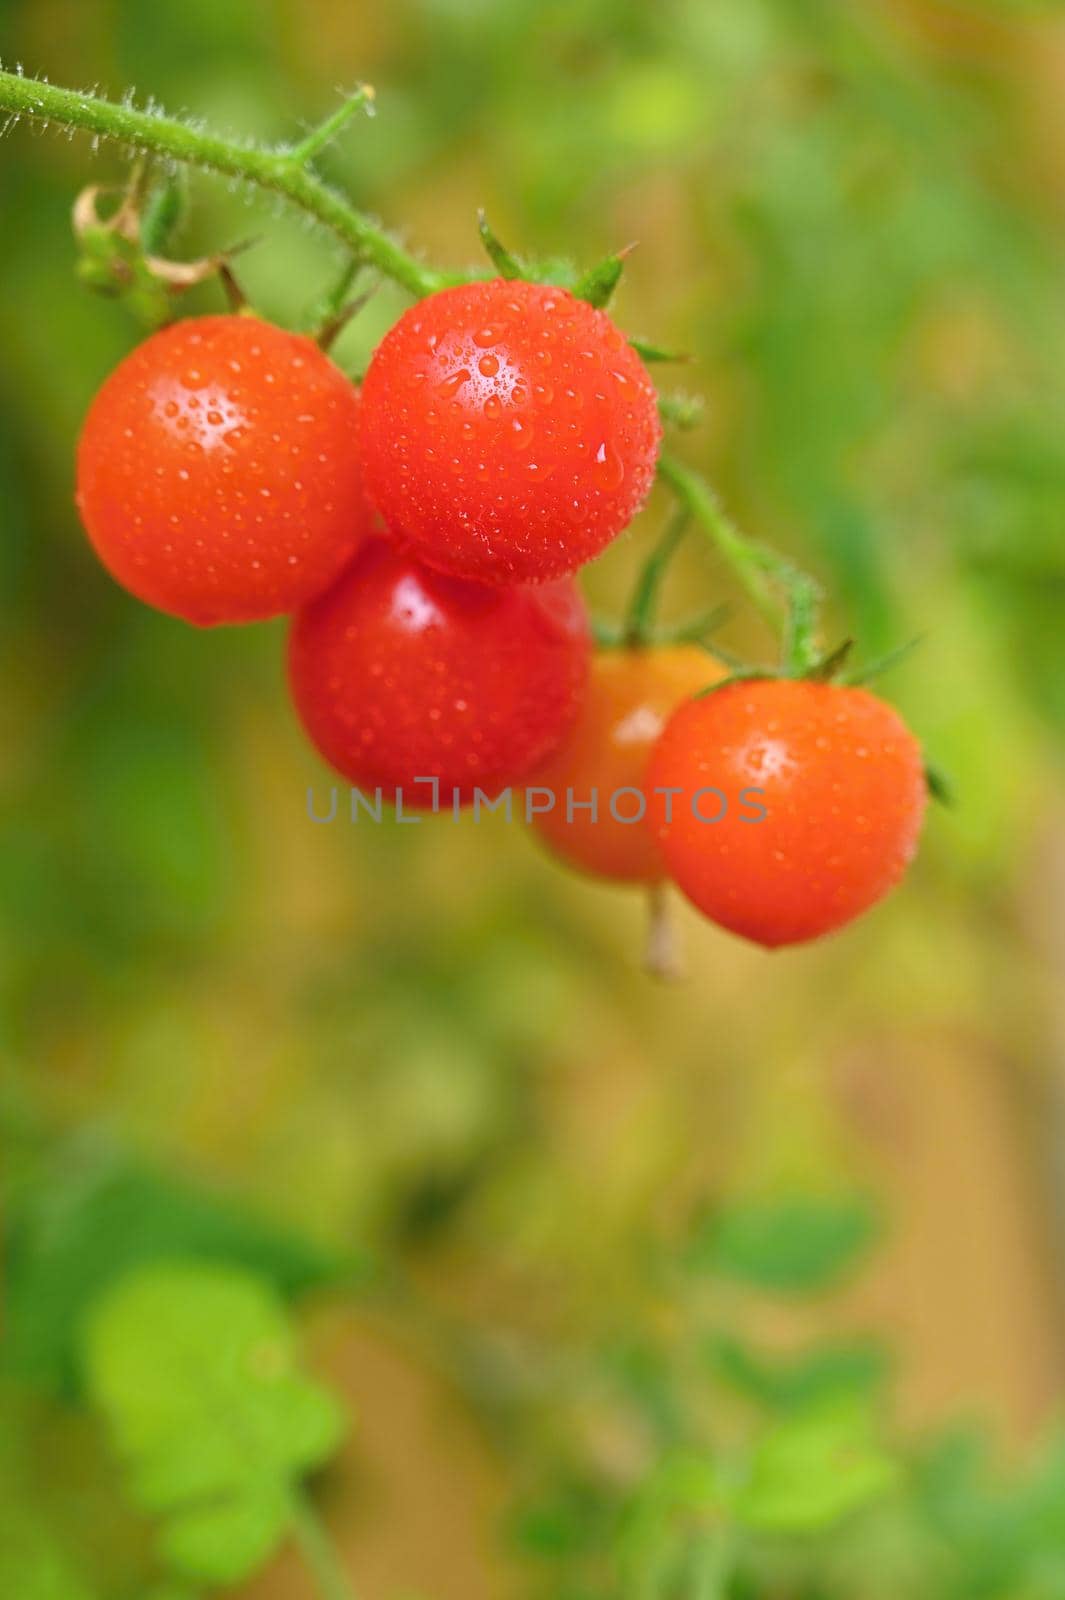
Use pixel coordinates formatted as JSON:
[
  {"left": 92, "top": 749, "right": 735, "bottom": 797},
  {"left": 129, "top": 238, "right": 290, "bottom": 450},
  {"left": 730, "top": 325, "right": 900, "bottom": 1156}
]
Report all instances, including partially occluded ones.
[
  {"left": 291, "top": 86, "right": 375, "bottom": 166},
  {"left": 320, "top": 256, "right": 364, "bottom": 318},
  {"left": 591, "top": 615, "right": 624, "bottom": 647},
  {"left": 290, "top": 1493, "right": 358, "bottom": 1600},
  {"left": 622, "top": 506, "right": 690, "bottom": 647},
  {"left": 657, "top": 455, "right": 821, "bottom": 669},
  {"left": 653, "top": 605, "right": 729, "bottom": 646},
  {"left": 690, "top": 1530, "right": 733, "bottom": 1600},
  {"left": 0, "top": 70, "right": 439, "bottom": 297}
]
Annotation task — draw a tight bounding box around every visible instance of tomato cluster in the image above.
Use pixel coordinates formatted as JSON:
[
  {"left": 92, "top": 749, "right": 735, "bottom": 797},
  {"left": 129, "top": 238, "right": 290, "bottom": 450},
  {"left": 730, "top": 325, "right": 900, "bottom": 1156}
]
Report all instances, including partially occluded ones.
[{"left": 76, "top": 281, "right": 927, "bottom": 951}]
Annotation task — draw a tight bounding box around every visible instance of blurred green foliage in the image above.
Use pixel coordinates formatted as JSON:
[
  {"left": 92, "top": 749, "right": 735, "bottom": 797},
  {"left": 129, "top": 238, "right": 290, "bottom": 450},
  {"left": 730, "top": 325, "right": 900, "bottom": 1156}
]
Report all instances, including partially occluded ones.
[
  {"left": 2, "top": 0, "right": 1065, "bottom": 1596},
  {"left": 685, "top": 1194, "right": 880, "bottom": 1292},
  {"left": 3, "top": 1136, "right": 346, "bottom": 1393},
  {"left": 85, "top": 1263, "right": 346, "bottom": 1586}
]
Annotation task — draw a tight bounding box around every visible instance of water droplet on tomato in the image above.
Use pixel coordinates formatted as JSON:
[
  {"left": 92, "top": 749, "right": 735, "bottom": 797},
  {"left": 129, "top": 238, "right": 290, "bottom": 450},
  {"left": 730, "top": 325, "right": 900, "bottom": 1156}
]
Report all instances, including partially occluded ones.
[
  {"left": 594, "top": 440, "right": 625, "bottom": 490},
  {"left": 436, "top": 368, "right": 471, "bottom": 398}
]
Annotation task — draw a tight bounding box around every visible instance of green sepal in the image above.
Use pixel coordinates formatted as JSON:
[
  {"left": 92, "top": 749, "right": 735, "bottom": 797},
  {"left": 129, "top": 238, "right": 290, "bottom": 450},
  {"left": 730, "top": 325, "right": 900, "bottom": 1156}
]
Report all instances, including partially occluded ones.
[
  {"left": 804, "top": 638, "right": 855, "bottom": 682},
  {"left": 476, "top": 211, "right": 523, "bottom": 279},
  {"left": 573, "top": 247, "right": 631, "bottom": 309},
  {"left": 140, "top": 173, "right": 188, "bottom": 256},
  {"left": 75, "top": 228, "right": 173, "bottom": 326},
  {"left": 657, "top": 392, "right": 705, "bottom": 431},
  {"left": 653, "top": 604, "right": 731, "bottom": 646},
  {"left": 695, "top": 667, "right": 765, "bottom": 697},
  {"left": 925, "top": 761, "right": 954, "bottom": 807},
  {"left": 630, "top": 337, "right": 692, "bottom": 363},
  {"left": 842, "top": 634, "right": 924, "bottom": 687}
]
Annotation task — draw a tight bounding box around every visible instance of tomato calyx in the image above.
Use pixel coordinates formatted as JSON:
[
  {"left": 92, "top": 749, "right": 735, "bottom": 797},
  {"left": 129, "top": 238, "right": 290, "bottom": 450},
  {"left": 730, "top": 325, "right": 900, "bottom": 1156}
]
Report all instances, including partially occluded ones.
[
  {"left": 600, "top": 469, "right": 949, "bottom": 818},
  {"left": 696, "top": 630, "right": 926, "bottom": 695},
  {"left": 313, "top": 281, "right": 379, "bottom": 352},
  {"left": 629, "top": 337, "right": 693, "bottom": 365},
  {"left": 688, "top": 641, "right": 952, "bottom": 809},
  {"left": 924, "top": 761, "right": 955, "bottom": 808},
  {"left": 804, "top": 638, "right": 856, "bottom": 682},
  {"left": 695, "top": 635, "right": 904, "bottom": 696},
  {"left": 475, "top": 210, "right": 636, "bottom": 310},
  {"left": 73, "top": 170, "right": 254, "bottom": 324}
]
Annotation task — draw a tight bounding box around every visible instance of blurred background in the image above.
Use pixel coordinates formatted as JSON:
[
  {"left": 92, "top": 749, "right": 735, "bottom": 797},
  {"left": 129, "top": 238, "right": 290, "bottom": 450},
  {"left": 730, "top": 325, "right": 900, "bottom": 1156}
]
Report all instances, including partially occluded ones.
[{"left": 3, "top": 1, "right": 1065, "bottom": 1596}]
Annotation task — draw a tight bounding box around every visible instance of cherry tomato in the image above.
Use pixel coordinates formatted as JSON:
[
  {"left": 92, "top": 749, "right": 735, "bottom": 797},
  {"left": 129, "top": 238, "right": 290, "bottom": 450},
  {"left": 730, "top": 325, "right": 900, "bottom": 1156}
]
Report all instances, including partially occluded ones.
[
  {"left": 359, "top": 279, "right": 661, "bottom": 585},
  {"left": 647, "top": 678, "right": 927, "bottom": 947},
  {"left": 288, "top": 539, "right": 590, "bottom": 807},
  {"left": 531, "top": 646, "right": 720, "bottom": 883},
  {"left": 76, "top": 315, "right": 371, "bottom": 624}
]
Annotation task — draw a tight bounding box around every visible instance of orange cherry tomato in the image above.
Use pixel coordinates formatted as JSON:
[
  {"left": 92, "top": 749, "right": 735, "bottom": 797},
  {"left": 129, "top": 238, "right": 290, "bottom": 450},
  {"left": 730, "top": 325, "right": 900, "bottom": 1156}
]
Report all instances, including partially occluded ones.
[
  {"left": 647, "top": 678, "right": 927, "bottom": 947},
  {"left": 530, "top": 646, "right": 721, "bottom": 884}
]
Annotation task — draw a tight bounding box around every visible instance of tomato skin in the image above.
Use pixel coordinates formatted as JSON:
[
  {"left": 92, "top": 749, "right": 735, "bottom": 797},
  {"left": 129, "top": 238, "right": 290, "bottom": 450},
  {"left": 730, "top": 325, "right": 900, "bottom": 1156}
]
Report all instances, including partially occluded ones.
[
  {"left": 531, "top": 647, "right": 721, "bottom": 884},
  {"left": 288, "top": 539, "right": 590, "bottom": 807},
  {"left": 647, "top": 679, "right": 927, "bottom": 947},
  {"left": 76, "top": 315, "right": 371, "bottom": 625},
  {"left": 358, "top": 279, "right": 661, "bottom": 585}
]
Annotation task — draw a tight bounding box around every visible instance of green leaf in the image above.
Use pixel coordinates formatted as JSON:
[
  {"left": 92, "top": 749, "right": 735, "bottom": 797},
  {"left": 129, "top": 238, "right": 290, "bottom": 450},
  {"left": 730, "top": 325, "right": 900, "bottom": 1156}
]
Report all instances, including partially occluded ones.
[
  {"left": 510, "top": 1480, "right": 612, "bottom": 1562},
  {"left": 708, "top": 1333, "right": 888, "bottom": 1412},
  {"left": 687, "top": 1195, "right": 879, "bottom": 1293},
  {"left": 2, "top": 1140, "right": 346, "bottom": 1393},
  {"left": 617, "top": 1449, "right": 722, "bottom": 1589},
  {"left": 83, "top": 1263, "right": 346, "bottom": 1586},
  {"left": 736, "top": 1404, "right": 900, "bottom": 1533}
]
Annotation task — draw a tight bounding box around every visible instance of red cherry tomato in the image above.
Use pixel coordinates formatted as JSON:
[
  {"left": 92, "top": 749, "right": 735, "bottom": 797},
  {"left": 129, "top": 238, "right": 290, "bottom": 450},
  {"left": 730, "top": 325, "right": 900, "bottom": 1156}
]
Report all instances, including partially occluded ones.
[
  {"left": 288, "top": 539, "right": 590, "bottom": 807},
  {"left": 359, "top": 279, "right": 661, "bottom": 585},
  {"left": 76, "top": 315, "right": 371, "bottom": 625},
  {"left": 531, "top": 647, "right": 721, "bottom": 883},
  {"left": 647, "top": 678, "right": 927, "bottom": 947}
]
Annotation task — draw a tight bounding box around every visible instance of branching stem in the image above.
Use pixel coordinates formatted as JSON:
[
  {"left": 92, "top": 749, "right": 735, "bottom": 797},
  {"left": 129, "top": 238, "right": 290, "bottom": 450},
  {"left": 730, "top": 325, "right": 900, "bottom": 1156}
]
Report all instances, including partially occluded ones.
[
  {"left": 290, "top": 1493, "right": 358, "bottom": 1600},
  {"left": 622, "top": 506, "right": 690, "bottom": 647},
  {"left": 0, "top": 70, "right": 440, "bottom": 297},
  {"left": 657, "top": 454, "right": 821, "bottom": 670},
  {"left": 0, "top": 68, "right": 828, "bottom": 671},
  {"left": 290, "top": 85, "right": 375, "bottom": 166}
]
